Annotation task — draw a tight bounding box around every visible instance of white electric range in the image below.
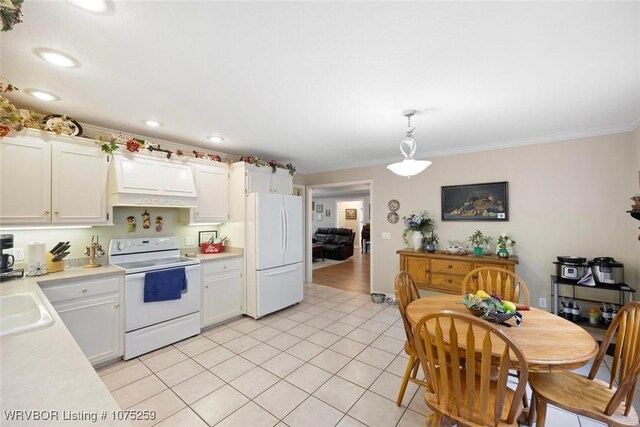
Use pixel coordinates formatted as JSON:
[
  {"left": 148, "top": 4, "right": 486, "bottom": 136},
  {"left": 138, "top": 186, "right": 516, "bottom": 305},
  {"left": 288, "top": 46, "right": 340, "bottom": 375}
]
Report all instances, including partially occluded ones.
[{"left": 109, "top": 236, "right": 201, "bottom": 360}]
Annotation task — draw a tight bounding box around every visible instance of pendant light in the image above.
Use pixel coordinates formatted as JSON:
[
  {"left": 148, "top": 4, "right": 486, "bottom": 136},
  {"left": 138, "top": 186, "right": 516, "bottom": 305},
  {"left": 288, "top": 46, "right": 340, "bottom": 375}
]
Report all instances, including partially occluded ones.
[{"left": 387, "top": 110, "right": 431, "bottom": 178}]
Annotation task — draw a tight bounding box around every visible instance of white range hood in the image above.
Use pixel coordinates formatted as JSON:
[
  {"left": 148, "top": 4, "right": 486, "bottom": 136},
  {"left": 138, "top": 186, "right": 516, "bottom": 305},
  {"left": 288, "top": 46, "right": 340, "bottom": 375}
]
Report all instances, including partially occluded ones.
[{"left": 109, "top": 153, "right": 197, "bottom": 207}]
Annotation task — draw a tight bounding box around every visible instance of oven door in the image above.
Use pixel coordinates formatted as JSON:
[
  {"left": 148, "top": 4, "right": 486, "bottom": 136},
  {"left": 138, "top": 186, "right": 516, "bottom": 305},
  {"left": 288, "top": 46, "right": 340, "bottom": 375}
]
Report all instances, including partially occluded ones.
[{"left": 125, "top": 264, "right": 200, "bottom": 332}]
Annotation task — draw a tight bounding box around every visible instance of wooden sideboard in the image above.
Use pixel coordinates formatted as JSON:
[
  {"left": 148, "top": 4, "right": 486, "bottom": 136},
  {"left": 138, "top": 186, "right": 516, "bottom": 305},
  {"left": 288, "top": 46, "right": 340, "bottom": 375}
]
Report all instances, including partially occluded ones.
[{"left": 397, "top": 249, "right": 519, "bottom": 294}]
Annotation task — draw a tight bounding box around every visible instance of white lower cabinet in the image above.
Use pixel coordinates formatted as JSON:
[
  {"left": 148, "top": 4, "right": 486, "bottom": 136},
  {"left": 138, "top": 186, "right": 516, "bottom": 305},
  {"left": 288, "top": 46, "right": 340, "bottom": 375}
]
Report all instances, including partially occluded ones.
[
  {"left": 201, "top": 258, "right": 243, "bottom": 327},
  {"left": 41, "top": 275, "right": 124, "bottom": 366}
]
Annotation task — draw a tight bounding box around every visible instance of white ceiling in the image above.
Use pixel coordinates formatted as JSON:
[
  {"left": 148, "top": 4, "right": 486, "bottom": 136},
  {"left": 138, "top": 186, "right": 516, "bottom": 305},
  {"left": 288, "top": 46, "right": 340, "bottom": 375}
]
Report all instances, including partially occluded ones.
[{"left": 3, "top": 1, "right": 639, "bottom": 173}]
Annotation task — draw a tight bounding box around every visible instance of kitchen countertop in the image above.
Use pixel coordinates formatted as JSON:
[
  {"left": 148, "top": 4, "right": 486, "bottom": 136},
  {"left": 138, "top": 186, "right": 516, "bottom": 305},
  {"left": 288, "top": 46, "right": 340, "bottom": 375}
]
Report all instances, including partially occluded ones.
[
  {"left": 186, "top": 247, "right": 243, "bottom": 262},
  {"left": 1, "top": 266, "right": 129, "bottom": 426}
]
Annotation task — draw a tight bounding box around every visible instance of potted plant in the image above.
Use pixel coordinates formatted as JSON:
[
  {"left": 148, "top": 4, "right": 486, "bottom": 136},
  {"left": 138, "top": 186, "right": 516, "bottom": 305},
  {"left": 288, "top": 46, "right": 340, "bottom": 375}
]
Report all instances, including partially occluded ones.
[
  {"left": 496, "top": 233, "right": 516, "bottom": 258},
  {"left": 425, "top": 232, "right": 439, "bottom": 253},
  {"left": 402, "top": 211, "right": 435, "bottom": 251},
  {"left": 469, "top": 229, "right": 491, "bottom": 256}
]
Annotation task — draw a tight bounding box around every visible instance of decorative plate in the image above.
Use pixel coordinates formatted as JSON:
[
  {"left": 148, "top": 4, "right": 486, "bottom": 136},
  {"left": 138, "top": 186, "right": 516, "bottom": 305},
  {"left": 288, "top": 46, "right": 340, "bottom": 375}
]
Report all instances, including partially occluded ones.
[
  {"left": 42, "top": 115, "right": 83, "bottom": 136},
  {"left": 388, "top": 199, "right": 400, "bottom": 211},
  {"left": 387, "top": 212, "right": 399, "bottom": 224}
]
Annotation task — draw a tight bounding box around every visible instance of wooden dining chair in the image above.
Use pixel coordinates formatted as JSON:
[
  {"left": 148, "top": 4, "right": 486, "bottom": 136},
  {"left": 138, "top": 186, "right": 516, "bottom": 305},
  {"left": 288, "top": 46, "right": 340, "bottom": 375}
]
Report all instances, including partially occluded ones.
[
  {"left": 394, "top": 271, "right": 429, "bottom": 406},
  {"left": 413, "top": 310, "right": 529, "bottom": 426},
  {"left": 529, "top": 301, "right": 640, "bottom": 427},
  {"left": 462, "top": 266, "right": 530, "bottom": 305}
]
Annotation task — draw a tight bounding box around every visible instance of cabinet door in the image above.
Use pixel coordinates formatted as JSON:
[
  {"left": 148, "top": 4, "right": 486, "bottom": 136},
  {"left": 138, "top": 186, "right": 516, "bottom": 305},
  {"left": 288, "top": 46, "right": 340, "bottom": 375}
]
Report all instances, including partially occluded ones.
[
  {"left": 271, "top": 172, "right": 293, "bottom": 195},
  {"left": 193, "top": 163, "right": 228, "bottom": 222},
  {"left": 246, "top": 168, "right": 272, "bottom": 194},
  {"left": 0, "top": 136, "right": 51, "bottom": 224},
  {"left": 403, "top": 256, "right": 429, "bottom": 287},
  {"left": 51, "top": 142, "right": 108, "bottom": 224},
  {"left": 202, "top": 271, "right": 243, "bottom": 327},
  {"left": 53, "top": 293, "right": 122, "bottom": 365}
]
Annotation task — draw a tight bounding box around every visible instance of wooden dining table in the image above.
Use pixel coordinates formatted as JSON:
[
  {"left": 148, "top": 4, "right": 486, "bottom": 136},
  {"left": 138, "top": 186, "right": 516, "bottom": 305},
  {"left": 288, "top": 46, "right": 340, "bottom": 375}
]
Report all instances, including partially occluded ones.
[{"left": 406, "top": 295, "right": 599, "bottom": 373}]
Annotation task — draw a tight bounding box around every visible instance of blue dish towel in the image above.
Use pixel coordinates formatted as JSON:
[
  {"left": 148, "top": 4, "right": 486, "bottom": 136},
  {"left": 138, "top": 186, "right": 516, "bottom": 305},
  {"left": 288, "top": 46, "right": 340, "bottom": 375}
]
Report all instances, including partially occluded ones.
[{"left": 144, "top": 267, "right": 187, "bottom": 303}]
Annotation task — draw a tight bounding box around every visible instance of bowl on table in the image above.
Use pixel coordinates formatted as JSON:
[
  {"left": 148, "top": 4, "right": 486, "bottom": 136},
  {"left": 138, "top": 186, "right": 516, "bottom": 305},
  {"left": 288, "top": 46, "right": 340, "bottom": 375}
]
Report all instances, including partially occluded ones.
[
  {"left": 466, "top": 306, "right": 515, "bottom": 323},
  {"left": 446, "top": 245, "right": 464, "bottom": 255}
]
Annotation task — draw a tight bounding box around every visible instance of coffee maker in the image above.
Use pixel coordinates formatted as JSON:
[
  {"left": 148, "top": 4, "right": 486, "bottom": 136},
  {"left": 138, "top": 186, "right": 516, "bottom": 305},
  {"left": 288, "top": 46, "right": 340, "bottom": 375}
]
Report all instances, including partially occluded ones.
[
  {"left": 1, "top": 234, "right": 24, "bottom": 281},
  {"left": 1, "top": 234, "right": 14, "bottom": 272}
]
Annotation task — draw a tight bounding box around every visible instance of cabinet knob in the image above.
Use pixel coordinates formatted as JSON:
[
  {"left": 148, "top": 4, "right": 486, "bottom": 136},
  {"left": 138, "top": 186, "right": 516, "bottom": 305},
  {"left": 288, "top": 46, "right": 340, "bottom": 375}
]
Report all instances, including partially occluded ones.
[
  {"left": 448, "top": 265, "right": 453, "bottom": 269},
  {"left": 114, "top": 303, "right": 120, "bottom": 308},
  {"left": 44, "top": 211, "right": 50, "bottom": 215},
  {"left": 447, "top": 279, "right": 453, "bottom": 283},
  {"left": 54, "top": 211, "right": 59, "bottom": 215},
  {"left": 205, "top": 285, "right": 209, "bottom": 289},
  {"left": 223, "top": 266, "right": 226, "bottom": 269},
  {"left": 81, "top": 289, "right": 88, "bottom": 293}
]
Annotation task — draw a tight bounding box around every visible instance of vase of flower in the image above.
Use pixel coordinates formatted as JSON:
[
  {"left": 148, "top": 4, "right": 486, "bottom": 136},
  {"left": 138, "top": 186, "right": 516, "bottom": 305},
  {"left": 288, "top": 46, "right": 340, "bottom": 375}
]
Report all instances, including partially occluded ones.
[
  {"left": 496, "top": 233, "right": 516, "bottom": 259},
  {"left": 411, "top": 231, "right": 424, "bottom": 251},
  {"left": 402, "top": 211, "right": 436, "bottom": 252},
  {"left": 469, "top": 230, "right": 492, "bottom": 257}
]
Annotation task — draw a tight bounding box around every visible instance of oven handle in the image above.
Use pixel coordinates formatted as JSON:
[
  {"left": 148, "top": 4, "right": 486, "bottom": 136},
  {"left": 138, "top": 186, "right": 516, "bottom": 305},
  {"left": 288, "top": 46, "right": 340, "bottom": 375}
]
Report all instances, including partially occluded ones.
[{"left": 125, "top": 264, "right": 200, "bottom": 280}]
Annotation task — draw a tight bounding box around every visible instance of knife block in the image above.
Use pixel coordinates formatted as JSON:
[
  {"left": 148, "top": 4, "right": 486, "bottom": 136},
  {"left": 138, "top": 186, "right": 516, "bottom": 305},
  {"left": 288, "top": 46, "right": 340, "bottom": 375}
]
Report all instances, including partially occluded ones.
[{"left": 46, "top": 252, "right": 65, "bottom": 273}]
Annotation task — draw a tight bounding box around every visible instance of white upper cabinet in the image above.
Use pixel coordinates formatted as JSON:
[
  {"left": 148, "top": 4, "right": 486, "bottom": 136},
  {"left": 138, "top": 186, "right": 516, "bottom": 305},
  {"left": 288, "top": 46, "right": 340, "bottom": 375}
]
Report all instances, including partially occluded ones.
[
  {"left": 52, "top": 141, "right": 109, "bottom": 224},
  {"left": 231, "top": 162, "right": 294, "bottom": 195},
  {"left": 270, "top": 170, "right": 294, "bottom": 195},
  {"left": 0, "top": 132, "right": 110, "bottom": 226},
  {"left": 0, "top": 135, "right": 51, "bottom": 224},
  {"left": 180, "top": 161, "right": 229, "bottom": 224}
]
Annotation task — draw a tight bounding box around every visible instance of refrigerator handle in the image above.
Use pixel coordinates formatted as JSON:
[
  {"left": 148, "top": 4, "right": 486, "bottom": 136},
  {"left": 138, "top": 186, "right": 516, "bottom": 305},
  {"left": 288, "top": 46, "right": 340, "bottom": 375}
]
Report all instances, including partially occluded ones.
[
  {"left": 281, "top": 206, "right": 286, "bottom": 255},
  {"left": 284, "top": 206, "right": 289, "bottom": 255}
]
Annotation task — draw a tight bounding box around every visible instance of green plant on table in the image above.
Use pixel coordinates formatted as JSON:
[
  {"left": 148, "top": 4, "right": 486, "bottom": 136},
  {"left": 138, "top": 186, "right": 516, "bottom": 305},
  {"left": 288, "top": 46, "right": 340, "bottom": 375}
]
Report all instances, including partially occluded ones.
[{"left": 469, "top": 229, "right": 491, "bottom": 247}]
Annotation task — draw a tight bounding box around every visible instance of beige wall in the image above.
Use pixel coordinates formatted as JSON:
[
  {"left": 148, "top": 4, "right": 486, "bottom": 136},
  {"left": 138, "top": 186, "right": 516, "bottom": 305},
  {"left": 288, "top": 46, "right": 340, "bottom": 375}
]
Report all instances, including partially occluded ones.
[{"left": 304, "top": 132, "right": 638, "bottom": 306}]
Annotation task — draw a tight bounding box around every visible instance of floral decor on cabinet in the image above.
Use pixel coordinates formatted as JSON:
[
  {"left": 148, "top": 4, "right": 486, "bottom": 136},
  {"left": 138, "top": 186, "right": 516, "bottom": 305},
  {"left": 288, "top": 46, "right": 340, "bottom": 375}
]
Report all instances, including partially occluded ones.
[
  {"left": 0, "top": 94, "right": 296, "bottom": 174},
  {"left": 496, "top": 232, "right": 516, "bottom": 258},
  {"left": 402, "top": 210, "right": 436, "bottom": 251}
]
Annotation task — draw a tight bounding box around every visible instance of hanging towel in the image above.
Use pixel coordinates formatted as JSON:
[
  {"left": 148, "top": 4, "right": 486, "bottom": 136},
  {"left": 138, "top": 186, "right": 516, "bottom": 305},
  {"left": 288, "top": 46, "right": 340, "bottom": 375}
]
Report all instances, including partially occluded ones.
[{"left": 144, "top": 267, "right": 187, "bottom": 302}]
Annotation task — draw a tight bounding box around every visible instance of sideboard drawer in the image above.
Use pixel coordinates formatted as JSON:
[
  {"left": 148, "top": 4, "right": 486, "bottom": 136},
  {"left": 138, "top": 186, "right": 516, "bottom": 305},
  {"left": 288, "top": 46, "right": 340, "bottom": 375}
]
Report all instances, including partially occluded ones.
[
  {"left": 431, "top": 259, "right": 471, "bottom": 276},
  {"left": 431, "top": 273, "right": 465, "bottom": 288}
]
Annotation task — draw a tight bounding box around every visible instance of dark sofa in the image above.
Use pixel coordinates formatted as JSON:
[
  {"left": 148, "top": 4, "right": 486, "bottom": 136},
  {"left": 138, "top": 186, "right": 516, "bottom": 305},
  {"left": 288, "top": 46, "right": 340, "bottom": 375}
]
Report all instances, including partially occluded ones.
[{"left": 313, "top": 227, "right": 355, "bottom": 260}]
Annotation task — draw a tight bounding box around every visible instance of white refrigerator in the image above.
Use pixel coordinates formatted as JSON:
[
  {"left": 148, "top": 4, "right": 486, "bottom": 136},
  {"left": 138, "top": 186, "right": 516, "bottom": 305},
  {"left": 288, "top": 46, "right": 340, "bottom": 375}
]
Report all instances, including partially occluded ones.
[{"left": 245, "top": 193, "right": 304, "bottom": 318}]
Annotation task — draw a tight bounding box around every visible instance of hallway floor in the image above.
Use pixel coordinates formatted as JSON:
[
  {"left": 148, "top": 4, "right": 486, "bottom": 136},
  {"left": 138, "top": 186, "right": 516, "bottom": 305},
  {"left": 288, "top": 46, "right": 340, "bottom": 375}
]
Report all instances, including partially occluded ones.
[{"left": 312, "top": 251, "right": 370, "bottom": 294}]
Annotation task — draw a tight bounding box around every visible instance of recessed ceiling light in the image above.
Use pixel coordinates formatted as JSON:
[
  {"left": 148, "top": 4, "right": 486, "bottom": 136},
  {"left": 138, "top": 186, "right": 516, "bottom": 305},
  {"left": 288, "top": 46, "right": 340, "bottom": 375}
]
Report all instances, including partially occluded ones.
[
  {"left": 35, "top": 48, "right": 80, "bottom": 68},
  {"left": 25, "top": 89, "right": 60, "bottom": 101},
  {"left": 207, "top": 136, "right": 224, "bottom": 143},
  {"left": 66, "top": 0, "right": 107, "bottom": 13},
  {"left": 144, "top": 120, "right": 161, "bottom": 127}
]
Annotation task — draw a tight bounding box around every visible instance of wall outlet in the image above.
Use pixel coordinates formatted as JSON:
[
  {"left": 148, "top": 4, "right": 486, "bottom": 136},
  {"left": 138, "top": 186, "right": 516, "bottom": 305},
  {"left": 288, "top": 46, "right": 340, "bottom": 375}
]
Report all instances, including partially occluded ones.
[
  {"left": 185, "top": 236, "right": 195, "bottom": 246},
  {"left": 13, "top": 247, "right": 25, "bottom": 261},
  {"left": 381, "top": 232, "right": 391, "bottom": 240},
  {"left": 539, "top": 297, "right": 547, "bottom": 308}
]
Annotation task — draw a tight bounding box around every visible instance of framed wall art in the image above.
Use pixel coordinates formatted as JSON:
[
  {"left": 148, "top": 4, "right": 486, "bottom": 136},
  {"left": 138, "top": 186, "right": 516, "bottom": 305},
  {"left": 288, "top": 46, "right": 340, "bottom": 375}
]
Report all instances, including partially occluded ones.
[
  {"left": 325, "top": 209, "right": 331, "bottom": 217},
  {"left": 316, "top": 204, "right": 324, "bottom": 213},
  {"left": 441, "top": 181, "right": 508, "bottom": 221},
  {"left": 345, "top": 208, "right": 357, "bottom": 220},
  {"left": 199, "top": 230, "right": 218, "bottom": 244}
]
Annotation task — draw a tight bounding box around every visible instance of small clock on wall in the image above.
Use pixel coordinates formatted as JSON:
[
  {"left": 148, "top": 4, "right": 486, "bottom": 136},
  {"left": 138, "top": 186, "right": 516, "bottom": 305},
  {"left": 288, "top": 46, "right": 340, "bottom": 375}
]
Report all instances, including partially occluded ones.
[
  {"left": 387, "top": 212, "right": 399, "bottom": 224},
  {"left": 388, "top": 199, "right": 400, "bottom": 211}
]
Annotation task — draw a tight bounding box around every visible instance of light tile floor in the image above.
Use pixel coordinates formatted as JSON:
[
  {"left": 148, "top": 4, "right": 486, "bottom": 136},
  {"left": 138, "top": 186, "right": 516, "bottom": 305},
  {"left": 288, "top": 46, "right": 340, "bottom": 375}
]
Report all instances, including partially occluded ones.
[{"left": 97, "top": 283, "right": 640, "bottom": 426}]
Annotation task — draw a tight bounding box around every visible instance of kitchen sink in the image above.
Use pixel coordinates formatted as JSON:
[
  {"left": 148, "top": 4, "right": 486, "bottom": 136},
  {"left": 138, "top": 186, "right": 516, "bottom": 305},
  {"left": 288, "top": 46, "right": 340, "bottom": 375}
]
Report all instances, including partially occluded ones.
[{"left": 0, "top": 292, "right": 54, "bottom": 337}]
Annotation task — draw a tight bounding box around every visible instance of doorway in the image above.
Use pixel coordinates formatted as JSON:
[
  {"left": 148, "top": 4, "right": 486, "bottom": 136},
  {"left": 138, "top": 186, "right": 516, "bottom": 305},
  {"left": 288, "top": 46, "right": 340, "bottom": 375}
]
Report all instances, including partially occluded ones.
[{"left": 306, "top": 181, "right": 372, "bottom": 294}]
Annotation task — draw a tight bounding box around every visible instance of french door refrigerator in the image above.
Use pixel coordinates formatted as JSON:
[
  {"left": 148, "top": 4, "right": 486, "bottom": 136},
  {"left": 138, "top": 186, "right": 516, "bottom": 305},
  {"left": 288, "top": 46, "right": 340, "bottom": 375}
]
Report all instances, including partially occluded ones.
[{"left": 245, "top": 192, "right": 303, "bottom": 318}]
